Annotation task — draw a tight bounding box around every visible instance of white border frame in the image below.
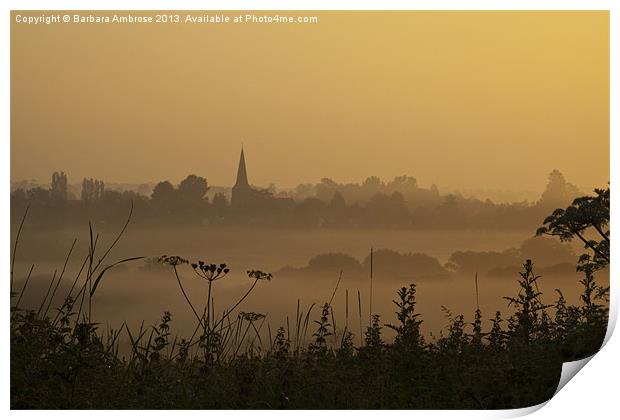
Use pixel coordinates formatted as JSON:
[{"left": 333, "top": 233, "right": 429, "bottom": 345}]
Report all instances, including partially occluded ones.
[{"left": 3, "top": 1, "right": 617, "bottom": 419}]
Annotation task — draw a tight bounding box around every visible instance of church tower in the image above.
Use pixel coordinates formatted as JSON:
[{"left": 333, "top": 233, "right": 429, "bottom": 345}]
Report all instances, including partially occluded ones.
[
  {"left": 231, "top": 147, "right": 252, "bottom": 209},
  {"left": 234, "top": 147, "right": 249, "bottom": 188}
]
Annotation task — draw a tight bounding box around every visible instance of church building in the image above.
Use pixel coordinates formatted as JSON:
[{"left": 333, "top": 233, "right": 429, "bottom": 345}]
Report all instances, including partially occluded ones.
[{"left": 231, "top": 147, "right": 271, "bottom": 211}]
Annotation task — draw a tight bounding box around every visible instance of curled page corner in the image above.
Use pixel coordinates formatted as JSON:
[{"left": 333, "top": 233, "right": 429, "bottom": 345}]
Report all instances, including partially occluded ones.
[
  {"left": 508, "top": 355, "right": 598, "bottom": 418},
  {"left": 554, "top": 355, "right": 595, "bottom": 396},
  {"left": 498, "top": 401, "right": 548, "bottom": 418},
  {"left": 602, "top": 314, "right": 617, "bottom": 347}
]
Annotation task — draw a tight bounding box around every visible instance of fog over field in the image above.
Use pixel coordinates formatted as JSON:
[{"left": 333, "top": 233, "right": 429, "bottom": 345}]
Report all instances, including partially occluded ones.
[{"left": 12, "top": 223, "right": 606, "bottom": 343}]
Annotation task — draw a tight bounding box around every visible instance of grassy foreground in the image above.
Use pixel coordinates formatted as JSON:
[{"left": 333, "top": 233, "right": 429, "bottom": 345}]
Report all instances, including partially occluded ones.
[{"left": 11, "top": 258, "right": 607, "bottom": 409}]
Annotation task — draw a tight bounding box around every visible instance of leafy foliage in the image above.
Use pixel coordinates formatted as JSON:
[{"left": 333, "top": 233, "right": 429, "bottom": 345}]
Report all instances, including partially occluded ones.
[{"left": 537, "top": 186, "right": 609, "bottom": 271}]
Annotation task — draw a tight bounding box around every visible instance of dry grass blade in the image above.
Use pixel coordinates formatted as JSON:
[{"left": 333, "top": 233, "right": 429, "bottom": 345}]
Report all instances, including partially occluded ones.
[
  {"left": 301, "top": 303, "right": 316, "bottom": 346},
  {"left": 37, "top": 270, "right": 57, "bottom": 317},
  {"left": 14, "top": 264, "right": 35, "bottom": 310},
  {"left": 358, "top": 290, "right": 363, "bottom": 346},
  {"left": 89, "top": 256, "right": 145, "bottom": 298},
  {"left": 328, "top": 270, "right": 343, "bottom": 306},
  {"left": 43, "top": 239, "right": 77, "bottom": 317},
  {"left": 10, "top": 204, "right": 29, "bottom": 297}
]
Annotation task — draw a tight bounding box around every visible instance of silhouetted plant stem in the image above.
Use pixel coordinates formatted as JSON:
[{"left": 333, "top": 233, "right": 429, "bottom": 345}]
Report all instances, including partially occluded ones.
[
  {"left": 37, "top": 270, "right": 57, "bottom": 317},
  {"left": 10, "top": 204, "right": 29, "bottom": 298},
  {"left": 206, "top": 279, "right": 213, "bottom": 333},
  {"left": 14, "top": 264, "right": 34, "bottom": 310},
  {"left": 90, "top": 200, "right": 134, "bottom": 274},
  {"left": 358, "top": 290, "right": 363, "bottom": 347},
  {"left": 52, "top": 253, "right": 89, "bottom": 327},
  {"left": 575, "top": 231, "right": 610, "bottom": 262},
  {"left": 173, "top": 265, "right": 204, "bottom": 329},
  {"left": 593, "top": 224, "right": 610, "bottom": 243},
  {"left": 211, "top": 278, "right": 259, "bottom": 332},
  {"left": 369, "top": 247, "right": 373, "bottom": 325},
  {"left": 43, "top": 238, "right": 77, "bottom": 318}
]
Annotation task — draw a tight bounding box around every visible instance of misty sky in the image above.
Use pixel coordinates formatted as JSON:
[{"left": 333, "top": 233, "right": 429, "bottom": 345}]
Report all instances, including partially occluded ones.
[{"left": 11, "top": 11, "right": 609, "bottom": 191}]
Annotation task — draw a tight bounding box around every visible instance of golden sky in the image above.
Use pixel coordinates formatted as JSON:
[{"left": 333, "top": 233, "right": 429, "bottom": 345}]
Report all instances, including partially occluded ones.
[{"left": 11, "top": 11, "right": 609, "bottom": 191}]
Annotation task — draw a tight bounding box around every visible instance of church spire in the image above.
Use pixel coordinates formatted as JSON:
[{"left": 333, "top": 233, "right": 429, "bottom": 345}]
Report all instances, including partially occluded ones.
[{"left": 235, "top": 147, "right": 249, "bottom": 187}]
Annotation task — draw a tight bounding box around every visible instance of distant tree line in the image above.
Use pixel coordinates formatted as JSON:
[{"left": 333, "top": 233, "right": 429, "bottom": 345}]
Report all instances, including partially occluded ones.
[{"left": 10, "top": 170, "right": 582, "bottom": 230}]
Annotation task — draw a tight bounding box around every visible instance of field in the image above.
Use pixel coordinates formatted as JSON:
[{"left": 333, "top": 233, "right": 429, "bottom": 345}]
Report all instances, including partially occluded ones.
[
  {"left": 10, "top": 220, "right": 609, "bottom": 409},
  {"left": 11, "top": 225, "right": 594, "bottom": 339}
]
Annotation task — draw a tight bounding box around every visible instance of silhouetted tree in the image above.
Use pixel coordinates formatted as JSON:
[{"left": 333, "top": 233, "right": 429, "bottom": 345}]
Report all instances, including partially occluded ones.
[
  {"left": 363, "top": 176, "right": 383, "bottom": 189},
  {"left": 296, "top": 197, "right": 327, "bottom": 226},
  {"left": 81, "top": 178, "right": 104, "bottom": 204},
  {"left": 51, "top": 171, "right": 68, "bottom": 201},
  {"left": 363, "top": 192, "right": 410, "bottom": 227},
  {"left": 538, "top": 169, "right": 581, "bottom": 210},
  {"left": 329, "top": 191, "right": 346, "bottom": 210},
  {"left": 387, "top": 175, "right": 418, "bottom": 191},
  {"left": 537, "top": 185, "right": 609, "bottom": 271},
  {"left": 11, "top": 189, "right": 27, "bottom": 207},
  {"left": 178, "top": 175, "right": 209, "bottom": 202},
  {"left": 325, "top": 191, "right": 348, "bottom": 226},
  {"left": 175, "top": 175, "right": 209, "bottom": 220},
  {"left": 211, "top": 192, "right": 228, "bottom": 218},
  {"left": 151, "top": 181, "right": 176, "bottom": 204},
  {"left": 27, "top": 187, "right": 51, "bottom": 205}
]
